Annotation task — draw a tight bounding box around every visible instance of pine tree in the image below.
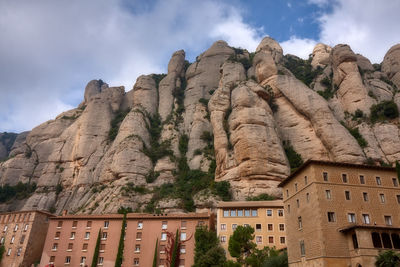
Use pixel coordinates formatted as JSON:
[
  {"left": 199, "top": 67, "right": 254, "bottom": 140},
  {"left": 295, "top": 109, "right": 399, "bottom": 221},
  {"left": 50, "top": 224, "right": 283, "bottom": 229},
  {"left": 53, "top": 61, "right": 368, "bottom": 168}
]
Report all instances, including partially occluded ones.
[
  {"left": 152, "top": 238, "right": 158, "bottom": 267},
  {"left": 91, "top": 229, "right": 101, "bottom": 267},
  {"left": 170, "top": 229, "right": 180, "bottom": 267},
  {"left": 114, "top": 213, "right": 126, "bottom": 267}
]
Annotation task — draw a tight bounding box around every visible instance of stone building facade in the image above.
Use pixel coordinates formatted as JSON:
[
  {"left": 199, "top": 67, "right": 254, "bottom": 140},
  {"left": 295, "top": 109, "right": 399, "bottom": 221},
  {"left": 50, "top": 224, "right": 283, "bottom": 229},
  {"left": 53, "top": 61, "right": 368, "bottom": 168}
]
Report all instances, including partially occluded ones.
[
  {"left": 279, "top": 160, "right": 400, "bottom": 267},
  {"left": 0, "top": 210, "right": 54, "bottom": 267},
  {"left": 216, "top": 201, "right": 287, "bottom": 259},
  {"left": 39, "top": 212, "right": 214, "bottom": 267}
]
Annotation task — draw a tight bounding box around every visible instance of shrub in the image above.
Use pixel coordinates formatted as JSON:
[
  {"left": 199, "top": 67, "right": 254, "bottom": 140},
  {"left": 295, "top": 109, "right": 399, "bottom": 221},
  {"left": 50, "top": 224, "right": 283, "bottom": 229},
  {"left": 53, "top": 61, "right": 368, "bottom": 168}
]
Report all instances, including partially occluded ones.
[
  {"left": 145, "top": 170, "right": 160, "bottom": 183},
  {"left": 152, "top": 74, "right": 167, "bottom": 89},
  {"left": 0, "top": 182, "right": 36, "bottom": 202},
  {"left": 283, "top": 141, "right": 303, "bottom": 172},
  {"left": 200, "top": 131, "right": 213, "bottom": 143},
  {"left": 55, "top": 183, "right": 63, "bottom": 195},
  {"left": 283, "top": 55, "right": 323, "bottom": 86},
  {"left": 341, "top": 122, "right": 368, "bottom": 148},
  {"left": 370, "top": 100, "right": 399, "bottom": 123},
  {"left": 199, "top": 98, "right": 209, "bottom": 106},
  {"left": 108, "top": 109, "right": 130, "bottom": 141},
  {"left": 212, "top": 181, "right": 232, "bottom": 201},
  {"left": 246, "top": 193, "right": 275, "bottom": 201}
]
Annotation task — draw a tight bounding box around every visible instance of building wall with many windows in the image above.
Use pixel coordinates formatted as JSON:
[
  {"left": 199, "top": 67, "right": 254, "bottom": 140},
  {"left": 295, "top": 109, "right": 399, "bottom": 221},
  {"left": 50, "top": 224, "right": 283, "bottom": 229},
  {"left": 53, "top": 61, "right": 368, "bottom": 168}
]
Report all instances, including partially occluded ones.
[
  {"left": 39, "top": 212, "right": 213, "bottom": 267},
  {"left": 0, "top": 210, "right": 54, "bottom": 267},
  {"left": 217, "top": 201, "right": 286, "bottom": 259},
  {"left": 279, "top": 160, "right": 400, "bottom": 267}
]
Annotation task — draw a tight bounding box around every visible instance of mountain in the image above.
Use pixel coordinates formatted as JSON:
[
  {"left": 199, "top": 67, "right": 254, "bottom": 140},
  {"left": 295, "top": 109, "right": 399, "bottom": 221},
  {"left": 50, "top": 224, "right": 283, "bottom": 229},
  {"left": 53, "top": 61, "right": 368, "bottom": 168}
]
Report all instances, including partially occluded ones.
[{"left": 1, "top": 38, "right": 400, "bottom": 214}]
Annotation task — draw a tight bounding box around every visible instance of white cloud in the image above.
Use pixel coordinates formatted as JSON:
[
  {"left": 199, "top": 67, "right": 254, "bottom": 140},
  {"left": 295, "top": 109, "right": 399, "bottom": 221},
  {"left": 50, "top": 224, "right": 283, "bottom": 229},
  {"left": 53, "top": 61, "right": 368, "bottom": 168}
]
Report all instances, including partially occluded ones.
[
  {"left": 281, "top": 37, "right": 317, "bottom": 59},
  {"left": 0, "top": 0, "right": 264, "bottom": 132}
]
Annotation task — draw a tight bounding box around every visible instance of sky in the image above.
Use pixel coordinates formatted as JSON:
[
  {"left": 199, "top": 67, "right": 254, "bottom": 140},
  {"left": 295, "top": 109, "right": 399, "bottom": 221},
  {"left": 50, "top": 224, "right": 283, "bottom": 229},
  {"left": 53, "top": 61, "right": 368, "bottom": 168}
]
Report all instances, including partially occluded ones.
[{"left": 1, "top": 0, "right": 400, "bottom": 133}]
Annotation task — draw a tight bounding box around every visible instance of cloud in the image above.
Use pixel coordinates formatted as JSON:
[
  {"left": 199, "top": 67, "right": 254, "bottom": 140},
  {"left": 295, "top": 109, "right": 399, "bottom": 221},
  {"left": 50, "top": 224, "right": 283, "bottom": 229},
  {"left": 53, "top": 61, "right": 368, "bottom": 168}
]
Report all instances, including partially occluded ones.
[
  {"left": 0, "top": 0, "right": 264, "bottom": 132},
  {"left": 281, "top": 37, "right": 317, "bottom": 59}
]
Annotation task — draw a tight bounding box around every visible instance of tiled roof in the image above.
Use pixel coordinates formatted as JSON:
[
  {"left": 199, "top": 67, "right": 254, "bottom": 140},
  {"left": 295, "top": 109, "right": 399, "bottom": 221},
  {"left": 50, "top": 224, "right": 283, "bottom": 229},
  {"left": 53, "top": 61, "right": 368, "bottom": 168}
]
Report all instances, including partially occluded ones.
[
  {"left": 0, "top": 209, "right": 55, "bottom": 217},
  {"left": 50, "top": 212, "right": 211, "bottom": 220}
]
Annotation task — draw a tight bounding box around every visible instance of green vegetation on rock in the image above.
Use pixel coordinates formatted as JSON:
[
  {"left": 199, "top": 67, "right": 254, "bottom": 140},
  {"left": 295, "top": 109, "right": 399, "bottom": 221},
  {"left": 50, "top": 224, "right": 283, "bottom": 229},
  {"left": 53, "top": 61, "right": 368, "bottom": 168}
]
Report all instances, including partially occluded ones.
[
  {"left": 283, "top": 55, "right": 323, "bottom": 87},
  {"left": 370, "top": 100, "right": 399, "bottom": 123},
  {"left": 0, "top": 182, "right": 37, "bottom": 203},
  {"left": 283, "top": 141, "right": 303, "bottom": 172},
  {"left": 108, "top": 109, "right": 130, "bottom": 141}
]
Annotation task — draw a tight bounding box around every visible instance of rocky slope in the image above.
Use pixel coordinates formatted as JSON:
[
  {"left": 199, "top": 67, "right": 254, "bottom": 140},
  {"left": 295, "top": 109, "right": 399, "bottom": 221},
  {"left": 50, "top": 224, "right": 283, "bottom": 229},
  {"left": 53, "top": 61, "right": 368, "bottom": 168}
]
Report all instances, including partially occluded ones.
[{"left": 1, "top": 37, "right": 400, "bottom": 214}]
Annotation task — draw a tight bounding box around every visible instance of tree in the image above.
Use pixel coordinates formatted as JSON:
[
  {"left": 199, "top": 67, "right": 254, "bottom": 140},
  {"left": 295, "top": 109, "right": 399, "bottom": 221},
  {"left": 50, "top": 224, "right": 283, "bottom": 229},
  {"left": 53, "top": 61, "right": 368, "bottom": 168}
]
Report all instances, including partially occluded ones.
[
  {"left": 246, "top": 247, "right": 270, "bottom": 267},
  {"left": 114, "top": 213, "right": 126, "bottom": 267},
  {"left": 170, "top": 229, "right": 180, "bottom": 267},
  {"left": 262, "top": 249, "right": 288, "bottom": 267},
  {"left": 195, "top": 246, "right": 227, "bottom": 267},
  {"left": 375, "top": 250, "right": 400, "bottom": 267},
  {"left": 91, "top": 229, "right": 101, "bottom": 267},
  {"left": 228, "top": 225, "right": 256, "bottom": 265},
  {"left": 193, "top": 226, "right": 227, "bottom": 267},
  {"left": 152, "top": 238, "right": 158, "bottom": 267},
  {"left": 396, "top": 161, "right": 400, "bottom": 184}
]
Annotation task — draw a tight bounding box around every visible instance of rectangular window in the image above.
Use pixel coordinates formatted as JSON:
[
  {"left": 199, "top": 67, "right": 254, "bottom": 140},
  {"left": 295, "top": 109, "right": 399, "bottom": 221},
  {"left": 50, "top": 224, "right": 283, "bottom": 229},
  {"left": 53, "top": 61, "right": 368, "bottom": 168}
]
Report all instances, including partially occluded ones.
[
  {"left": 298, "top": 217, "right": 302, "bottom": 229},
  {"left": 296, "top": 199, "right": 300, "bottom": 208},
  {"left": 179, "top": 259, "right": 185, "bottom": 266},
  {"left": 360, "top": 175, "right": 365, "bottom": 184},
  {"left": 67, "top": 243, "right": 73, "bottom": 251},
  {"left": 160, "top": 245, "right": 166, "bottom": 253},
  {"left": 304, "top": 176, "right": 308, "bottom": 185},
  {"left": 180, "top": 245, "right": 186, "bottom": 254},
  {"left": 180, "top": 221, "right": 187, "bottom": 229},
  {"left": 244, "top": 209, "right": 250, "bottom": 216},
  {"left": 363, "top": 192, "right": 369, "bottom": 201},
  {"left": 82, "top": 243, "right": 88, "bottom": 251},
  {"left": 52, "top": 243, "right": 58, "bottom": 251},
  {"left": 24, "top": 224, "right": 28, "bottom": 231},
  {"left": 2, "top": 225, "right": 7, "bottom": 232},
  {"left": 99, "top": 244, "right": 105, "bottom": 252},
  {"left": 81, "top": 257, "right": 86, "bottom": 264},
  {"left": 232, "top": 224, "right": 238, "bottom": 231},
  {"left": 376, "top": 177, "right": 382, "bottom": 185},
  {"left": 10, "top": 236, "right": 15, "bottom": 244},
  {"left": 256, "top": 224, "right": 261, "bottom": 231},
  {"left": 134, "top": 258, "right": 139, "bottom": 266},
  {"left": 98, "top": 257, "right": 104, "bottom": 264},
  {"left": 57, "top": 221, "right": 63, "bottom": 228},
  {"left": 342, "top": 174, "right": 348, "bottom": 183},
  {"left": 300, "top": 240, "right": 305, "bottom": 256},
  {"left": 352, "top": 234, "right": 359, "bottom": 249},
  {"left": 323, "top": 172, "right": 328, "bottom": 181},
  {"left": 306, "top": 193, "right": 310, "bottom": 203},
  {"left": 180, "top": 232, "right": 187, "bottom": 241},
  {"left": 161, "top": 233, "right": 167, "bottom": 241},
  {"left": 278, "top": 210, "right": 284, "bottom": 217},
  {"left": 268, "top": 224, "right": 273, "bottom": 231},
  {"left": 251, "top": 209, "right": 258, "bottom": 217},
  {"left": 70, "top": 232, "right": 75, "bottom": 239},
  {"left": 268, "top": 236, "right": 274, "bottom": 244},
  {"left": 287, "top": 205, "right": 290, "bottom": 214},
  {"left": 14, "top": 224, "right": 18, "bottom": 231},
  {"left": 244, "top": 224, "right": 250, "bottom": 227},
  {"left": 220, "top": 236, "right": 226, "bottom": 243},
  {"left": 397, "top": 195, "right": 400, "bottom": 204},
  {"left": 327, "top": 212, "right": 336, "bottom": 222},
  {"left": 137, "top": 221, "right": 143, "bottom": 229},
  {"left": 162, "top": 221, "right": 168, "bottom": 229},
  {"left": 102, "top": 232, "right": 108, "bottom": 240},
  {"left": 295, "top": 183, "right": 298, "bottom": 192},
  {"left": 280, "top": 236, "right": 286, "bottom": 244},
  {"left": 237, "top": 210, "right": 243, "bottom": 217},
  {"left": 16, "top": 247, "right": 21, "bottom": 256},
  {"left": 266, "top": 210, "right": 272, "bottom": 217},
  {"left": 55, "top": 231, "right": 60, "bottom": 239},
  {"left": 136, "top": 232, "right": 142, "bottom": 240},
  {"left": 286, "top": 189, "right": 289, "bottom": 198},
  {"left": 65, "top": 256, "right": 71, "bottom": 263},
  {"left": 385, "top": 216, "right": 393, "bottom": 226},
  {"left": 104, "top": 221, "right": 109, "bottom": 228},
  {"left": 86, "top": 221, "right": 92, "bottom": 228},
  {"left": 223, "top": 210, "right": 229, "bottom": 217},
  {"left": 72, "top": 221, "right": 78, "bottom": 228},
  {"left": 7, "top": 248, "right": 11, "bottom": 256},
  {"left": 85, "top": 232, "right": 90, "bottom": 239},
  {"left": 348, "top": 213, "right": 356, "bottom": 223},
  {"left": 345, "top": 191, "right": 351, "bottom": 200},
  {"left": 326, "top": 190, "right": 331, "bottom": 199},
  {"left": 256, "top": 236, "right": 262, "bottom": 244},
  {"left": 393, "top": 178, "right": 399, "bottom": 187},
  {"left": 135, "top": 244, "right": 140, "bottom": 252},
  {"left": 0, "top": 237, "right": 3, "bottom": 245},
  {"left": 362, "top": 214, "right": 370, "bottom": 224},
  {"left": 380, "top": 193, "right": 386, "bottom": 203},
  {"left": 279, "top": 224, "right": 285, "bottom": 231},
  {"left": 230, "top": 210, "right": 237, "bottom": 217},
  {"left": 221, "top": 224, "right": 226, "bottom": 231},
  {"left": 50, "top": 256, "right": 55, "bottom": 263}
]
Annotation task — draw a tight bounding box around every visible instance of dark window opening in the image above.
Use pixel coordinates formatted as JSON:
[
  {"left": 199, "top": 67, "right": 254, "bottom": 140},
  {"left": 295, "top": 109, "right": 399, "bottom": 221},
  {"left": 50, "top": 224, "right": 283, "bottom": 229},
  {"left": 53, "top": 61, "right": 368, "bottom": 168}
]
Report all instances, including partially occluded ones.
[
  {"left": 392, "top": 233, "right": 400, "bottom": 249},
  {"left": 372, "top": 232, "right": 382, "bottom": 248},
  {"left": 382, "top": 233, "right": 393, "bottom": 249},
  {"left": 352, "top": 234, "right": 359, "bottom": 249}
]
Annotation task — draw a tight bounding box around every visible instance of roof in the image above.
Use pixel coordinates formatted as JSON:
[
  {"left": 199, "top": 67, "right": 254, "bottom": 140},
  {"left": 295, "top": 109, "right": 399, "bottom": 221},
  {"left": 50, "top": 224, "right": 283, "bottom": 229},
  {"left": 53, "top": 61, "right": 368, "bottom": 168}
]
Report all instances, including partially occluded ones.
[
  {"left": 0, "top": 209, "right": 55, "bottom": 217},
  {"left": 217, "top": 200, "right": 284, "bottom": 208},
  {"left": 339, "top": 224, "right": 400, "bottom": 233},
  {"left": 50, "top": 212, "right": 211, "bottom": 220},
  {"left": 278, "top": 160, "right": 396, "bottom": 187}
]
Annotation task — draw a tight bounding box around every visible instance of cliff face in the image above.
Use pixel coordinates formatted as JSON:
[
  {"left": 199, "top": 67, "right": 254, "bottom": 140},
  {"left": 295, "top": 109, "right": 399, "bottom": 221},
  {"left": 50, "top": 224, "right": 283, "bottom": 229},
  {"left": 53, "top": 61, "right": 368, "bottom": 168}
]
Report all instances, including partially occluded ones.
[{"left": 1, "top": 37, "right": 400, "bottom": 214}]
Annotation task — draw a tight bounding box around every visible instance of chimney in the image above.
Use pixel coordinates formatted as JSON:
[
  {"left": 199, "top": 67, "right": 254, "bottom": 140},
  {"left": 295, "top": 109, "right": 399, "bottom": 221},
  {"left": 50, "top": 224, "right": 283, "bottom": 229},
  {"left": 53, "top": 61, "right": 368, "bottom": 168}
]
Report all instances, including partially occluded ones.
[{"left": 62, "top": 210, "right": 68, "bottom": 216}]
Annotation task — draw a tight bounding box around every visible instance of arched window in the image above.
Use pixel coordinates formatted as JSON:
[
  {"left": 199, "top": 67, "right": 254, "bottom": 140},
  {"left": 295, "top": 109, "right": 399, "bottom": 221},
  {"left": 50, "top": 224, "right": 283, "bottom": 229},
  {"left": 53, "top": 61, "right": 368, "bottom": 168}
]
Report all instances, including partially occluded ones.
[
  {"left": 381, "top": 233, "right": 392, "bottom": 249},
  {"left": 372, "top": 232, "right": 382, "bottom": 248},
  {"left": 391, "top": 233, "right": 400, "bottom": 249}
]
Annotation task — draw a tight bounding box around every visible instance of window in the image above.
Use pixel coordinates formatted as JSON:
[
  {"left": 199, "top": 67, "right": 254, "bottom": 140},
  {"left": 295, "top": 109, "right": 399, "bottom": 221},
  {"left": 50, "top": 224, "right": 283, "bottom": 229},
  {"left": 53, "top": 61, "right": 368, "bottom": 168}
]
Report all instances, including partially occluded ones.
[
  {"left": 98, "top": 257, "right": 104, "bottom": 265},
  {"left": 220, "top": 236, "right": 226, "bottom": 243},
  {"left": 67, "top": 243, "right": 73, "bottom": 251},
  {"left": 181, "top": 221, "right": 187, "bottom": 229},
  {"left": 280, "top": 237, "right": 286, "bottom": 244},
  {"left": 345, "top": 191, "right": 351, "bottom": 200},
  {"left": 100, "top": 244, "right": 105, "bottom": 252},
  {"left": 72, "top": 221, "right": 78, "bottom": 228},
  {"left": 134, "top": 258, "right": 139, "bottom": 266},
  {"left": 352, "top": 234, "right": 358, "bottom": 249},
  {"left": 326, "top": 190, "right": 331, "bottom": 199},
  {"left": 52, "top": 243, "right": 58, "bottom": 251},
  {"left": 160, "top": 259, "right": 166, "bottom": 265},
  {"left": 65, "top": 256, "right": 71, "bottom": 264},
  {"left": 380, "top": 193, "right": 386, "bottom": 203},
  {"left": 10, "top": 236, "right": 15, "bottom": 244},
  {"left": 360, "top": 175, "right": 365, "bottom": 184},
  {"left": 0, "top": 237, "right": 3, "bottom": 244},
  {"left": 223, "top": 210, "right": 229, "bottom": 217},
  {"left": 348, "top": 213, "right": 356, "bottom": 223},
  {"left": 392, "top": 234, "right": 400, "bottom": 249},
  {"left": 278, "top": 210, "right": 284, "bottom": 217},
  {"left": 57, "top": 221, "right": 63, "bottom": 228},
  {"left": 136, "top": 232, "right": 142, "bottom": 240},
  {"left": 255, "top": 224, "right": 261, "bottom": 231},
  {"left": 135, "top": 244, "right": 140, "bottom": 252},
  {"left": 104, "top": 221, "right": 109, "bottom": 228},
  {"left": 180, "top": 244, "right": 186, "bottom": 254},
  {"left": 287, "top": 205, "right": 290, "bottom": 214},
  {"left": 342, "top": 174, "right": 348, "bottom": 183},
  {"left": 327, "top": 212, "right": 336, "bottom": 222},
  {"left": 393, "top": 178, "right": 399, "bottom": 187},
  {"left": 304, "top": 176, "right": 308, "bottom": 185},
  {"left": 256, "top": 236, "right": 262, "bottom": 244},
  {"left": 268, "top": 236, "right": 274, "bottom": 243},
  {"left": 102, "top": 232, "right": 108, "bottom": 240},
  {"left": 7, "top": 248, "right": 11, "bottom": 256},
  {"left": 70, "top": 232, "right": 75, "bottom": 239},
  {"left": 251, "top": 209, "right": 258, "bottom": 217},
  {"left": 16, "top": 247, "right": 21, "bottom": 256},
  {"left": 296, "top": 199, "right": 300, "bottom": 208},
  {"left": 286, "top": 190, "right": 289, "bottom": 197},
  {"left": 84, "top": 232, "right": 90, "bottom": 239},
  {"left": 162, "top": 221, "right": 167, "bottom": 229},
  {"left": 306, "top": 193, "right": 310, "bottom": 203},
  {"left": 279, "top": 224, "right": 285, "bottom": 231},
  {"left": 160, "top": 245, "right": 166, "bottom": 253},
  {"left": 230, "top": 210, "right": 237, "bottom": 217},
  {"left": 50, "top": 256, "right": 55, "bottom": 263},
  {"left": 179, "top": 259, "right": 185, "bottom": 266},
  {"left": 363, "top": 192, "right": 369, "bottom": 201},
  {"left": 82, "top": 243, "right": 88, "bottom": 251},
  {"left": 180, "top": 232, "right": 187, "bottom": 241},
  {"left": 55, "top": 231, "right": 60, "bottom": 239},
  {"left": 268, "top": 224, "right": 273, "bottom": 231},
  {"left": 2, "top": 225, "right": 7, "bottom": 232},
  {"left": 295, "top": 183, "right": 298, "bottom": 192},
  {"left": 397, "top": 195, "right": 400, "bottom": 204},
  {"left": 298, "top": 217, "right": 302, "bottom": 229},
  {"left": 86, "top": 221, "right": 92, "bottom": 228},
  {"left": 161, "top": 233, "right": 167, "bottom": 241},
  {"left": 221, "top": 224, "right": 226, "bottom": 231},
  {"left": 323, "top": 172, "right": 328, "bottom": 181},
  {"left": 382, "top": 233, "right": 392, "bottom": 248},
  {"left": 244, "top": 224, "right": 249, "bottom": 227},
  {"left": 137, "top": 221, "right": 143, "bottom": 229},
  {"left": 24, "top": 224, "right": 28, "bottom": 231},
  {"left": 198, "top": 220, "right": 204, "bottom": 227},
  {"left": 385, "top": 216, "right": 393, "bottom": 226},
  {"left": 244, "top": 209, "right": 250, "bottom": 216},
  {"left": 81, "top": 257, "right": 86, "bottom": 264},
  {"left": 232, "top": 224, "right": 237, "bottom": 231},
  {"left": 266, "top": 210, "right": 272, "bottom": 217},
  {"left": 362, "top": 214, "right": 370, "bottom": 224},
  {"left": 376, "top": 177, "right": 382, "bottom": 185},
  {"left": 14, "top": 224, "right": 18, "bottom": 231},
  {"left": 237, "top": 210, "right": 243, "bottom": 217},
  {"left": 300, "top": 240, "right": 305, "bottom": 256}
]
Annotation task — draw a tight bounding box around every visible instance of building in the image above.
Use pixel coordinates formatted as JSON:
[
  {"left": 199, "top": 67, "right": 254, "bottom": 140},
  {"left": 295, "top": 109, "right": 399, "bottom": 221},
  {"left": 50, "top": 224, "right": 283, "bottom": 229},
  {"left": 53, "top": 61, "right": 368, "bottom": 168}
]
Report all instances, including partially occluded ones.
[
  {"left": 40, "top": 212, "right": 214, "bottom": 267},
  {"left": 0, "top": 210, "right": 54, "bottom": 267},
  {"left": 216, "top": 201, "right": 287, "bottom": 258},
  {"left": 279, "top": 160, "right": 400, "bottom": 267}
]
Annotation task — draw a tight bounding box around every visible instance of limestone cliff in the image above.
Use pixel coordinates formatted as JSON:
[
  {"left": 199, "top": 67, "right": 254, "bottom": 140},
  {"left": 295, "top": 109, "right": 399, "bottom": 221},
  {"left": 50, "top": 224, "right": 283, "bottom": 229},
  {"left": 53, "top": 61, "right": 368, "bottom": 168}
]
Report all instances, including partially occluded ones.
[{"left": 1, "top": 37, "right": 400, "bottom": 214}]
